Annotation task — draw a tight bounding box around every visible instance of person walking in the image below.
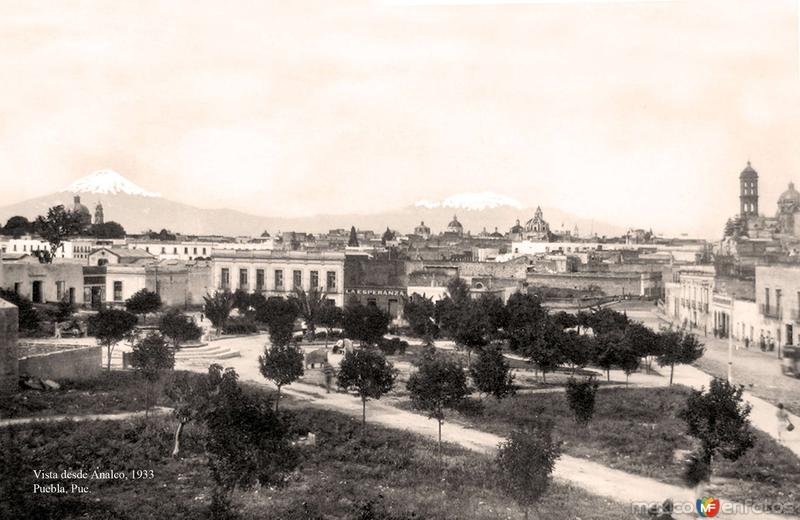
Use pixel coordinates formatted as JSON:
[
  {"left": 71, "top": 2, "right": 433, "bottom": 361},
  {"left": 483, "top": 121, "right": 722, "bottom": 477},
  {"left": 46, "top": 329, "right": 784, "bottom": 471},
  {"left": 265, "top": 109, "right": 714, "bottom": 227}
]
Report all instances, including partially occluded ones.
[
  {"left": 777, "top": 403, "right": 793, "bottom": 443},
  {"left": 323, "top": 362, "right": 335, "bottom": 394}
]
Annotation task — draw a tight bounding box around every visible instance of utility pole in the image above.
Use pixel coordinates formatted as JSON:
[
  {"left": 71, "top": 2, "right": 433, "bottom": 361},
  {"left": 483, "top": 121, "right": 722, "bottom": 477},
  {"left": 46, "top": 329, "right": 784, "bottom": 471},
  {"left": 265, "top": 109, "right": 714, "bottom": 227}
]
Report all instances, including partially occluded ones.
[{"left": 727, "top": 295, "right": 734, "bottom": 384}]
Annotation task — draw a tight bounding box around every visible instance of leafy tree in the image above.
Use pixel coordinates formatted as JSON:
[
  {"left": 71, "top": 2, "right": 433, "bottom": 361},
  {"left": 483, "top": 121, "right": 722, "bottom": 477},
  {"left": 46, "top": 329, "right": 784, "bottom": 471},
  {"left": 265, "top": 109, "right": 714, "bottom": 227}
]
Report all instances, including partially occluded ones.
[
  {"left": 232, "top": 289, "right": 255, "bottom": 315},
  {"left": 452, "top": 299, "right": 491, "bottom": 365},
  {"left": 678, "top": 378, "right": 755, "bottom": 484},
  {"left": 615, "top": 336, "right": 641, "bottom": 386},
  {"left": 565, "top": 377, "right": 599, "bottom": 427},
  {"left": 259, "top": 344, "right": 304, "bottom": 411},
  {"left": 91, "top": 221, "right": 126, "bottom": 239},
  {"left": 0, "top": 288, "right": 39, "bottom": 332},
  {"left": 342, "top": 303, "right": 390, "bottom": 346},
  {"left": 505, "top": 293, "right": 548, "bottom": 352},
  {"left": 723, "top": 217, "right": 735, "bottom": 237},
  {"left": 406, "top": 348, "right": 470, "bottom": 456},
  {"left": 403, "top": 295, "right": 439, "bottom": 339},
  {"left": 478, "top": 295, "right": 509, "bottom": 338},
  {"left": 316, "top": 303, "right": 344, "bottom": 342},
  {"left": 125, "top": 289, "right": 162, "bottom": 324},
  {"left": 88, "top": 308, "right": 138, "bottom": 371},
  {"left": 336, "top": 348, "right": 398, "bottom": 436},
  {"left": 203, "top": 290, "right": 234, "bottom": 335},
  {"left": 348, "top": 226, "right": 359, "bottom": 247},
  {"left": 33, "top": 205, "right": 84, "bottom": 262},
  {"left": 580, "top": 307, "right": 629, "bottom": 336},
  {"left": 562, "top": 331, "right": 597, "bottom": 374},
  {"left": 516, "top": 319, "right": 565, "bottom": 383},
  {"left": 159, "top": 309, "right": 202, "bottom": 348},
  {"left": 595, "top": 330, "right": 623, "bottom": 381},
  {"left": 165, "top": 364, "right": 231, "bottom": 457},
  {"left": 292, "top": 287, "right": 327, "bottom": 336},
  {"left": 496, "top": 424, "right": 561, "bottom": 520},
  {"left": 446, "top": 276, "right": 470, "bottom": 304},
  {"left": 469, "top": 344, "right": 515, "bottom": 399},
  {"left": 130, "top": 333, "right": 175, "bottom": 418},
  {"left": 657, "top": 330, "right": 705, "bottom": 385},
  {"left": 54, "top": 297, "right": 75, "bottom": 324},
  {"left": 204, "top": 368, "right": 297, "bottom": 510},
  {"left": 1, "top": 215, "right": 33, "bottom": 237},
  {"left": 622, "top": 322, "right": 660, "bottom": 364},
  {"left": 551, "top": 311, "right": 579, "bottom": 330},
  {"left": 258, "top": 297, "right": 298, "bottom": 347}
]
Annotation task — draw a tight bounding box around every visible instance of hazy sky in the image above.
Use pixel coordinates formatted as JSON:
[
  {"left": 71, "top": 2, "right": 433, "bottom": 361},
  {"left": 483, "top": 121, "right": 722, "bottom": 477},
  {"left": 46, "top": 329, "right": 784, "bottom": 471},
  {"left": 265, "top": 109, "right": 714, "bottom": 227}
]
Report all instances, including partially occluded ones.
[{"left": 1, "top": 0, "right": 799, "bottom": 237}]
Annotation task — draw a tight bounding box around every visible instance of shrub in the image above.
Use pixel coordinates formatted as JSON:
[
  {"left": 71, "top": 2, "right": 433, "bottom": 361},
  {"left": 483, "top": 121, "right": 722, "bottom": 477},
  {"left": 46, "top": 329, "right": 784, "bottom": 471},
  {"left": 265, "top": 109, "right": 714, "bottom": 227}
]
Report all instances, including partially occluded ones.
[
  {"left": 223, "top": 318, "right": 258, "bottom": 335},
  {"left": 378, "top": 337, "right": 408, "bottom": 356},
  {"left": 565, "top": 378, "right": 599, "bottom": 427}
]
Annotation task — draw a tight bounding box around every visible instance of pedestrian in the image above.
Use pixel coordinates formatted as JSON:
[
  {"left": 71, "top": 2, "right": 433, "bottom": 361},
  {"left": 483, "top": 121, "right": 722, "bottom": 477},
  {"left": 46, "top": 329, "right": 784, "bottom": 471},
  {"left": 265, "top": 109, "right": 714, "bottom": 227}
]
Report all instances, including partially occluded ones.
[
  {"left": 777, "top": 403, "right": 793, "bottom": 443},
  {"left": 760, "top": 333, "right": 766, "bottom": 351},
  {"left": 323, "top": 362, "right": 334, "bottom": 394},
  {"left": 744, "top": 337, "right": 750, "bottom": 349}
]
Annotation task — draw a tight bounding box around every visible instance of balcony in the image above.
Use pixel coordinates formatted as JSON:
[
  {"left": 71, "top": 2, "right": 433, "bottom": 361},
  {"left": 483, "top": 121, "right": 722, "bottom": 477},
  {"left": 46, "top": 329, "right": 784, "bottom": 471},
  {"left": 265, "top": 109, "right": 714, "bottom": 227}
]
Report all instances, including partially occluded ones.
[{"left": 760, "top": 304, "right": 783, "bottom": 320}]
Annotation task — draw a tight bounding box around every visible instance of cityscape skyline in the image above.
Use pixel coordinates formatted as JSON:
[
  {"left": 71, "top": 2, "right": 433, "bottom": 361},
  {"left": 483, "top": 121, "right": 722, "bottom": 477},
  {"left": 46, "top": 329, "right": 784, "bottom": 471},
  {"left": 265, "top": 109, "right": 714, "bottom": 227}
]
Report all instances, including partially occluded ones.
[{"left": 2, "top": 0, "right": 799, "bottom": 238}]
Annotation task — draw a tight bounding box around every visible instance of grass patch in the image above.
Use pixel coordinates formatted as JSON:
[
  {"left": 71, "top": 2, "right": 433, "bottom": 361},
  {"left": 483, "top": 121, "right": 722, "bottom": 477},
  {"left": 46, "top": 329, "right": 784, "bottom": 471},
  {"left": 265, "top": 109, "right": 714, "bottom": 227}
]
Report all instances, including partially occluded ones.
[{"left": 1, "top": 386, "right": 640, "bottom": 520}]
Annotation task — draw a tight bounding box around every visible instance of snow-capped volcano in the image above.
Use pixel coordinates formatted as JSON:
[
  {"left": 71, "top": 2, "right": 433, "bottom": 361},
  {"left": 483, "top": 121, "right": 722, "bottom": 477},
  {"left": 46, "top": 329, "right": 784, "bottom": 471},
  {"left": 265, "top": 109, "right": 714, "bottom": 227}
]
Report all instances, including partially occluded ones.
[
  {"left": 415, "top": 192, "right": 523, "bottom": 211},
  {"left": 60, "top": 170, "right": 162, "bottom": 198}
]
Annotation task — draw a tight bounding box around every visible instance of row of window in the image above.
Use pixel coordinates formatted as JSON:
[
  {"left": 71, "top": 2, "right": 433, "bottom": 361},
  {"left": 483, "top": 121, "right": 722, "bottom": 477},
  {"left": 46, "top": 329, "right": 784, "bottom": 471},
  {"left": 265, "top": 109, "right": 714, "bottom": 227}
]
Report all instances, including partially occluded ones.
[
  {"left": 139, "top": 245, "right": 208, "bottom": 255},
  {"left": 220, "top": 268, "right": 336, "bottom": 291}
]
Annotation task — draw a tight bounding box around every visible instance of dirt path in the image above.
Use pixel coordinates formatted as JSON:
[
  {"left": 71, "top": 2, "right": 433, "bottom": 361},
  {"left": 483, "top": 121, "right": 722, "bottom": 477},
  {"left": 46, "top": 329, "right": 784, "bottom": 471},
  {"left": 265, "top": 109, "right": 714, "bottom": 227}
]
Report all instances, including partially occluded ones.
[{"left": 0, "top": 406, "right": 172, "bottom": 428}]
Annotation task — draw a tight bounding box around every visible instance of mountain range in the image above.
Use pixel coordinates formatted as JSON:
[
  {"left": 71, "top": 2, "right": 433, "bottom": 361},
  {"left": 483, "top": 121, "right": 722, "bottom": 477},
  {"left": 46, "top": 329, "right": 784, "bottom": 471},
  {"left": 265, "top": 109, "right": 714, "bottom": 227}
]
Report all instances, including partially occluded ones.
[{"left": 0, "top": 170, "right": 628, "bottom": 238}]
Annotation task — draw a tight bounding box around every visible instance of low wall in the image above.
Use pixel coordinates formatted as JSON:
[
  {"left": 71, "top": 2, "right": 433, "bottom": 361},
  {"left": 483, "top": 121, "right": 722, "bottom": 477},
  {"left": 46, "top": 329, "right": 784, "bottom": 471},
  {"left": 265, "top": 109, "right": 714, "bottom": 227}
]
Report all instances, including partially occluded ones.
[
  {"left": 0, "top": 302, "right": 18, "bottom": 395},
  {"left": 19, "top": 346, "right": 102, "bottom": 381}
]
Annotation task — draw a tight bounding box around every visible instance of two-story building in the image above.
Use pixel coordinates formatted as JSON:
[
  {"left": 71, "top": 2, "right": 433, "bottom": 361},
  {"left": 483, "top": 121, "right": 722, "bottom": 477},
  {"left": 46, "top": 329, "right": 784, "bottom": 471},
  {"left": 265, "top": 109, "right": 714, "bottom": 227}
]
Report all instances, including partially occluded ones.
[
  {"left": 755, "top": 263, "right": 800, "bottom": 348},
  {"left": 212, "top": 251, "right": 345, "bottom": 307}
]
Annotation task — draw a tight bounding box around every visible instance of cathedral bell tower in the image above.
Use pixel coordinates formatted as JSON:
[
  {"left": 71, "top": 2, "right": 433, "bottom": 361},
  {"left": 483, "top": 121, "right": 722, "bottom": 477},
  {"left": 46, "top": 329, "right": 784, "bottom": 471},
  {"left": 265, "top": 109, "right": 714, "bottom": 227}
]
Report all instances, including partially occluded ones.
[{"left": 739, "top": 161, "right": 759, "bottom": 217}]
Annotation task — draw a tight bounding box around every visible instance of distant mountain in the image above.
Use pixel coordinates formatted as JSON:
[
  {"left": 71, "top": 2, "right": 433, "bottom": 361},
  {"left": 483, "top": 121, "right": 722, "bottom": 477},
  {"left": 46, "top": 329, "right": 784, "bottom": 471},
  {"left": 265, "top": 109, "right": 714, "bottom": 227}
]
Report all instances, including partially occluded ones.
[{"left": 0, "top": 171, "right": 627, "bottom": 238}]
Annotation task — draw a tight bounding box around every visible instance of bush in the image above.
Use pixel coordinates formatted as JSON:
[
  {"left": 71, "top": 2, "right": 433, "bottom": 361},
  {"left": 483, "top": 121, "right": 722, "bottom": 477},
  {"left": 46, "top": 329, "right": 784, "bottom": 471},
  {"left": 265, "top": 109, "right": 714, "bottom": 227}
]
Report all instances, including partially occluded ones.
[
  {"left": 565, "top": 378, "right": 599, "bottom": 426},
  {"left": 223, "top": 318, "right": 258, "bottom": 335},
  {"left": 378, "top": 337, "right": 408, "bottom": 356}
]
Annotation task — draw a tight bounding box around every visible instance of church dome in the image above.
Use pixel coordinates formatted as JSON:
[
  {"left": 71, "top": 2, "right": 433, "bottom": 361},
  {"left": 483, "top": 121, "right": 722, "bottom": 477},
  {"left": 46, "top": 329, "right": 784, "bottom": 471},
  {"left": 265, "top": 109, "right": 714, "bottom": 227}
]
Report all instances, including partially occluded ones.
[
  {"left": 740, "top": 161, "right": 758, "bottom": 179},
  {"left": 778, "top": 182, "right": 800, "bottom": 207},
  {"left": 447, "top": 215, "right": 462, "bottom": 230}
]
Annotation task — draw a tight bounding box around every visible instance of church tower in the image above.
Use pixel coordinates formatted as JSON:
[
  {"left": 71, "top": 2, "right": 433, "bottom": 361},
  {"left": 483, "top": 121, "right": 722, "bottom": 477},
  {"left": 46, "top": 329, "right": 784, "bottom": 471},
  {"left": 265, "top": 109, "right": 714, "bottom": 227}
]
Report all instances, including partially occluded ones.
[
  {"left": 739, "top": 161, "right": 759, "bottom": 217},
  {"left": 94, "top": 202, "right": 104, "bottom": 225}
]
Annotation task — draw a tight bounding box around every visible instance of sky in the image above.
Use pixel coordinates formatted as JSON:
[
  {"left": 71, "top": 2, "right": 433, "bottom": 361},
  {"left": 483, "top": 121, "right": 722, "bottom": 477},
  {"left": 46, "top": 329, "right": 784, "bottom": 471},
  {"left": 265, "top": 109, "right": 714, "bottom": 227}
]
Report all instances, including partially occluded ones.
[{"left": 1, "top": 0, "right": 799, "bottom": 238}]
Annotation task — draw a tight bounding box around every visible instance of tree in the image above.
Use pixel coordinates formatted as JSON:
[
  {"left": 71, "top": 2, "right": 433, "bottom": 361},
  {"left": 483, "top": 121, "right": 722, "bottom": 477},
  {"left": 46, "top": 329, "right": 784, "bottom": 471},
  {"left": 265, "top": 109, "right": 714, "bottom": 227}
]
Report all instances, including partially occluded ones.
[
  {"left": 0, "top": 288, "right": 39, "bottom": 332},
  {"left": 478, "top": 295, "right": 509, "bottom": 339},
  {"left": 204, "top": 368, "right": 297, "bottom": 512},
  {"left": 595, "top": 330, "right": 623, "bottom": 381},
  {"left": 381, "top": 227, "right": 395, "bottom": 245},
  {"left": 159, "top": 309, "right": 202, "bottom": 348},
  {"left": 404, "top": 295, "right": 439, "bottom": 339},
  {"left": 91, "top": 221, "right": 126, "bottom": 239},
  {"left": 258, "top": 297, "right": 298, "bottom": 347},
  {"left": 88, "top": 309, "right": 138, "bottom": 371},
  {"left": 336, "top": 348, "right": 398, "bottom": 436},
  {"left": 292, "top": 287, "right": 327, "bottom": 336},
  {"left": 125, "top": 289, "right": 162, "bottom": 324},
  {"left": 622, "top": 322, "right": 660, "bottom": 370},
  {"left": 451, "top": 299, "right": 491, "bottom": 365},
  {"left": 348, "top": 226, "right": 359, "bottom": 247},
  {"left": 580, "top": 307, "right": 629, "bottom": 336},
  {"left": 342, "top": 303, "right": 390, "bottom": 346},
  {"left": 562, "top": 331, "right": 597, "bottom": 374},
  {"left": 446, "top": 276, "right": 470, "bottom": 304},
  {"left": 165, "top": 364, "right": 231, "bottom": 457},
  {"left": 406, "top": 348, "right": 470, "bottom": 456},
  {"left": 1, "top": 215, "right": 33, "bottom": 237},
  {"left": 565, "top": 377, "right": 599, "bottom": 427},
  {"left": 316, "top": 304, "right": 343, "bottom": 345},
  {"left": 723, "top": 217, "right": 735, "bottom": 237},
  {"left": 615, "top": 336, "right": 641, "bottom": 386},
  {"left": 657, "top": 330, "right": 705, "bottom": 385},
  {"left": 130, "top": 333, "right": 175, "bottom": 418},
  {"left": 505, "top": 293, "right": 548, "bottom": 353},
  {"left": 551, "top": 311, "right": 579, "bottom": 330},
  {"left": 496, "top": 425, "right": 561, "bottom": 520},
  {"left": 33, "top": 205, "right": 84, "bottom": 262},
  {"left": 203, "top": 290, "right": 234, "bottom": 335},
  {"left": 516, "top": 319, "right": 565, "bottom": 383},
  {"left": 259, "top": 344, "right": 304, "bottom": 411},
  {"left": 469, "top": 344, "right": 516, "bottom": 400},
  {"left": 678, "top": 378, "right": 755, "bottom": 485}
]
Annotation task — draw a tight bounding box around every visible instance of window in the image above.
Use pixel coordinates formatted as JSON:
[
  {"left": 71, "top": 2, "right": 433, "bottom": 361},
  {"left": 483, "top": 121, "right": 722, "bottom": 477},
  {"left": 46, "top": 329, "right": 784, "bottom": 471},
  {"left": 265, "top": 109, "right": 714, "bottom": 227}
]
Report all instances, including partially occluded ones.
[
  {"left": 310, "top": 271, "right": 319, "bottom": 290},
  {"left": 326, "top": 271, "right": 336, "bottom": 291},
  {"left": 293, "top": 270, "right": 302, "bottom": 289},
  {"left": 173, "top": 247, "right": 178, "bottom": 254},
  {"left": 256, "top": 269, "right": 265, "bottom": 291},
  {"left": 145, "top": 246, "right": 149, "bottom": 252},
  {"left": 184, "top": 247, "right": 188, "bottom": 254},
  {"left": 161, "top": 247, "right": 166, "bottom": 254},
  {"left": 221, "top": 268, "right": 230, "bottom": 289},
  {"left": 274, "top": 270, "right": 284, "bottom": 290},
  {"left": 56, "top": 281, "right": 65, "bottom": 300},
  {"left": 765, "top": 288, "right": 770, "bottom": 312},
  {"left": 202, "top": 248, "right": 207, "bottom": 255},
  {"left": 113, "top": 281, "right": 123, "bottom": 302},
  {"left": 239, "top": 268, "right": 248, "bottom": 289},
  {"left": 193, "top": 247, "right": 197, "bottom": 254},
  {"left": 776, "top": 289, "right": 782, "bottom": 314}
]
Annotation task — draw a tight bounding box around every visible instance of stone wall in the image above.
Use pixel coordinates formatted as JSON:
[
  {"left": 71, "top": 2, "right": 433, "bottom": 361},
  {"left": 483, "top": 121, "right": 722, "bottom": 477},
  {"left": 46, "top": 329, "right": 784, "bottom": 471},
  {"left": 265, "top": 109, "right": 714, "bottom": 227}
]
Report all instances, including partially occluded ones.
[
  {"left": 526, "top": 272, "right": 662, "bottom": 298},
  {"left": 19, "top": 346, "right": 101, "bottom": 381},
  {"left": 0, "top": 299, "right": 19, "bottom": 395}
]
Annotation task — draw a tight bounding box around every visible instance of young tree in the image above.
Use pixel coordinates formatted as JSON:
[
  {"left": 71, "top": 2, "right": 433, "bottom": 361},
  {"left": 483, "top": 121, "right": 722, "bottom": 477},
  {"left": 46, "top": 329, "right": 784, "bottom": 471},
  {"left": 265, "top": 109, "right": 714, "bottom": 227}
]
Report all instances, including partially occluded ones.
[
  {"left": 678, "top": 378, "right": 755, "bottom": 485},
  {"left": 615, "top": 338, "right": 641, "bottom": 386},
  {"left": 565, "top": 377, "right": 599, "bottom": 427},
  {"left": 336, "top": 348, "right": 398, "bottom": 436},
  {"left": 562, "top": 331, "right": 597, "bottom": 374},
  {"left": 259, "top": 344, "right": 304, "bottom": 411},
  {"left": 259, "top": 297, "right": 299, "bottom": 347},
  {"left": 88, "top": 308, "right": 138, "bottom": 371},
  {"left": 516, "top": 319, "right": 564, "bottom": 383},
  {"left": 204, "top": 368, "right": 297, "bottom": 512},
  {"left": 316, "top": 303, "right": 344, "bottom": 345},
  {"left": 505, "top": 293, "right": 548, "bottom": 352},
  {"left": 0, "top": 288, "right": 39, "bottom": 332},
  {"left": 452, "top": 299, "right": 491, "bottom": 365},
  {"left": 496, "top": 425, "right": 561, "bottom": 520},
  {"left": 165, "top": 364, "right": 231, "bottom": 457},
  {"left": 342, "top": 303, "right": 390, "bottom": 346},
  {"left": 33, "top": 205, "right": 84, "bottom": 262},
  {"left": 403, "top": 295, "right": 439, "bottom": 339},
  {"left": 406, "top": 349, "right": 470, "bottom": 456},
  {"left": 203, "top": 290, "right": 234, "bottom": 335},
  {"left": 159, "top": 309, "right": 203, "bottom": 348},
  {"left": 292, "top": 286, "right": 327, "bottom": 336},
  {"left": 622, "top": 322, "right": 660, "bottom": 371},
  {"left": 594, "top": 330, "right": 623, "bottom": 381},
  {"left": 130, "top": 333, "right": 175, "bottom": 418},
  {"left": 477, "top": 295, "right": 509, "bottom": 339},
  {"left": 125, "top": 289, "right": 162, "bottom": 324},
  {"left": 657, "top": 330, "right": 705, "bottom": 385},
  {"left": 469, "top": 344, "right": 516, "bottom": 400}
]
